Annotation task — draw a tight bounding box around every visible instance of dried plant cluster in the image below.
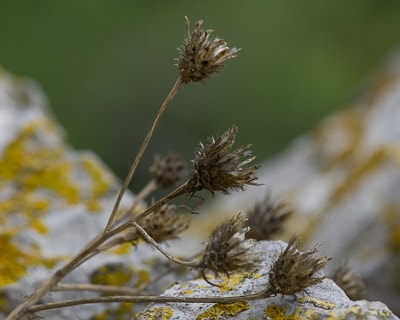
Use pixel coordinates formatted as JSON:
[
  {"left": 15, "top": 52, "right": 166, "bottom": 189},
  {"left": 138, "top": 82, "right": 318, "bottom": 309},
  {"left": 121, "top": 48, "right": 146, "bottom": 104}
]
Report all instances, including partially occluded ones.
[
  {"left": 6, "top": 17, "right": 361, "bottom": 320},
  {"left": 268, "top": 236, "right": 331, "bottom": 296}
]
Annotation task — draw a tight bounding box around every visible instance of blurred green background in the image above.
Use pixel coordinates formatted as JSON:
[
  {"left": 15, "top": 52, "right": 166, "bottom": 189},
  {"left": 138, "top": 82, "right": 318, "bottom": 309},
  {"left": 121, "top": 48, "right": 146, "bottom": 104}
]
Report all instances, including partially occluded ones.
[{"left": 1, "top": 1, "right": 400, "bottom": 192}]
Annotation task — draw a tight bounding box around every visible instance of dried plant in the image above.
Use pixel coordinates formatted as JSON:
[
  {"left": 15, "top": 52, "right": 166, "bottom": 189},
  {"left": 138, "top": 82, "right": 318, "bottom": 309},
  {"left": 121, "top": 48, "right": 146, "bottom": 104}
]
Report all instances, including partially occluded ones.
[
  {"left": 245, "top": 191, "right": 293, "bottom": 241},
  {"left": 268, "top": 236, "right": 331, "bottom": 297},
  {"left": 331, "top": 264, "right": 366, "bottom": 300},
  {"left": 178, "top": 17, "right": 239, "bottom": 83},
  {"left": 186, "top": 125, "right": 260, "bottom": 197},
  {"left": 149, "top": 152, "right": 185, "bottom": 189},
  {"left": 197, "top": 213, "right": 259, "bottom": 284},
  {"left": 5, "top": 17, "right": 334, "bottom": 320}
]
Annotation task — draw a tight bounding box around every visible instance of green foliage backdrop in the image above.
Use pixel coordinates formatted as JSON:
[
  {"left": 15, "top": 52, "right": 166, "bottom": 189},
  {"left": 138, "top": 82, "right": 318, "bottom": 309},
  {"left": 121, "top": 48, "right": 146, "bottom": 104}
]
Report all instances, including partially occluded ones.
[{"left": 1, "top": 1, "right": 400, "bottom": 190}]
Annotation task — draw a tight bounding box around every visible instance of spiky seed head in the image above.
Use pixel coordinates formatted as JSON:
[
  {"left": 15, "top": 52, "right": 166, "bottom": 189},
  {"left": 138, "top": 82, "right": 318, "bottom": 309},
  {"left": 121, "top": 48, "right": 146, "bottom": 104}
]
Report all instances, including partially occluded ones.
[
  {"left": 268, "top": 236, "right": 331, "bottom": 296},
  {"left": 198, "top": 213, "right": 259, "bottom": 282},
  {"left": 186, "top": 125, "right": 260, "bottom": 197},
  {"left": 246, "top": 191, "right": 293, "bottom": 241},
  {"left": 177, "top": 17, "right": 239, "bottom": 84},
  {"left": 149, "top": 152, "right": 185, "bottom": 188},
  {"left": 331, "top": 264, "right": 366, "bottom": 300}
]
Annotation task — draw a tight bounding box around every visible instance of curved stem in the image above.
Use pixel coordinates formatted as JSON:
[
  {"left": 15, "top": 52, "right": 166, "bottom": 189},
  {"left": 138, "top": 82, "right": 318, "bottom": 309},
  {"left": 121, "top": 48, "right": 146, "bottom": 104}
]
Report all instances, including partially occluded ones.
[{"left": 133, "top": 222, "right": 198, "bottom": 267}]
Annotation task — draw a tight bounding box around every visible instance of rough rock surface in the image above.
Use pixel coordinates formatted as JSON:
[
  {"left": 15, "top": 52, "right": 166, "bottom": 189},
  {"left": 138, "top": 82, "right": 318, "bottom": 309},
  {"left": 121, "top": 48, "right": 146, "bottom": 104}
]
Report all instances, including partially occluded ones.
[
  {"left": 210, "top": 50, "right": 400, "bottom": 315},
  {"left": 0, "top": 68, "right": 192, "bottom": 319},
  {"left": 135, "top": 241, "right": 398, "bottom": 320}
]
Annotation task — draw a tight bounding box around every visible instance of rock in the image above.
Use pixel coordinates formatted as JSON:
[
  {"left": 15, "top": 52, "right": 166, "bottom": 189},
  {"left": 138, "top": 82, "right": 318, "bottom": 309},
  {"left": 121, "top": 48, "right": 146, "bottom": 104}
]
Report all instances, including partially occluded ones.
[
  {"left": 210, "top": 50, "right": 400, "bottom": 315},
  {"left": 0, "top": 68, "right": 192, "bottom": 319},
  {"left": 135, "top": 240, "right": 399, "bottom": 320}
]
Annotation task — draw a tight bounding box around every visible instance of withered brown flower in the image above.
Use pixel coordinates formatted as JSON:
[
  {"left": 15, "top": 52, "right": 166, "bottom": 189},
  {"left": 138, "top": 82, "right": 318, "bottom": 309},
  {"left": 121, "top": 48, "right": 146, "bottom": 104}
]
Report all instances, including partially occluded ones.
[
  {"left": 197, "top": 213, "right": 259, "bottom": 284},
  {"left": 133, "top": 205, "right": 190, "bottom": 243},
  {"left": 186, "top": 125, "right": 260, "bottom": 197},
  {"left": 177, "top": 17, "right": 239, "bottom": 83},
  {"left": 149, "top": 152, "right": 185, "bottom": 188},
  {"left": 330, "top": 264, "right": 366, "bottom": 300},
  {"left": 268, "top": 236, "right": 331, "bottom": 297},
  {"left": 245, "top": 192, "right": 293, "bottom": 241}
]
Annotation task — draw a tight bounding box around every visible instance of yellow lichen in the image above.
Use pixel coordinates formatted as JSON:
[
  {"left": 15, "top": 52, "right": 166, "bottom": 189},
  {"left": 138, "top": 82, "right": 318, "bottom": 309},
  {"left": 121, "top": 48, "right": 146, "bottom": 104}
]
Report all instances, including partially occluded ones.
[
  {"left": 90, "top": 264, "right": 134, "bottom": 287},
  {"left": 135, "top": 307, "right": 173, "bottom": 320},
  {"left": 218, "top": 272, "right": 254, "bottom": 293},
  {"left": 111, "top": 243, "right": 132, "bottom": 255},
  {"left": 312, "top": 110, "right": 364, "bottom": 171},
  {"left": 384, "top": 206, "right": 400, "bottom": 254},
  {"left": 81, "top": 156, "right": 112, "bottom": 212},
  {"left": 297, "top": 296, "right": 336, "bottom": 310},
  {"left": 181, "top": 289, "right": 195, "bottom": 296},
  {"left": 0, "top": 232, "right": 57, "bottom": 285},
  {"left": 265, "top": 305, "right": 320, "bottom": 320},
  {"left": 329, "top": 148, "right": 387, "bottom": 205},
  {"left": 135, "top": 269, "right": 151, "bottom": 288},
  {"left": 0, "top": 119, "right": 115, "bottom": 286},
  {"left": 31, "top": 219, "right": 48, "bottom": 235},
  {"left": 93, "top": 302, "right": 135, "bottom": 320},
  {"left": 196, "top": 301, "right": 250, "bottom": 320},
  {"left": 0, "top": 121, "right": 81, "bottom": 203}
]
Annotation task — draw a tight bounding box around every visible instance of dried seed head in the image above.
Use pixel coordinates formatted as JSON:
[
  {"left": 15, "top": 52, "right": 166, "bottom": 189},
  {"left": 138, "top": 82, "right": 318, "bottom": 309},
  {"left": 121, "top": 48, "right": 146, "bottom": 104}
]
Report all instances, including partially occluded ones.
[
  {"left": 130, "top": 205, "right": 189, "bottom": 243},
  {"left": 149, "top": 152, "right": 185, "bottom": 188},
  {"left": 177, "top": 17, "right": 239, "bottom": 83},
  {"left": 246, "top": 192, "right": 293, "bottom": 241},
  {"left": 268, "top": 236, "right": 331, "bottom": 296},
  {"left": 198, "top": 213, "right": 259, "bottom": 281},
  {"left": 331, "top": 264, "right": 366, "bottom": 300},
  {"left": 186, "top": 125, "right": 260, "bottom": 197}
]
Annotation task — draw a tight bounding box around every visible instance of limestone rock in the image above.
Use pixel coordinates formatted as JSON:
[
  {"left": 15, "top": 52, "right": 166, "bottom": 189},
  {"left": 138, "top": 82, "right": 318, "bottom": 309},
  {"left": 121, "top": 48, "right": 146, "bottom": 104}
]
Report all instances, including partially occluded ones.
[
  {"left": 135, "top": 240, "right": 399, "bottom": 320},
  {"left": 0, "top": 68, "right": 191, "bottom": 319},
  {"left": 211, "top": 50, "right": 400, "bottom": 315}
]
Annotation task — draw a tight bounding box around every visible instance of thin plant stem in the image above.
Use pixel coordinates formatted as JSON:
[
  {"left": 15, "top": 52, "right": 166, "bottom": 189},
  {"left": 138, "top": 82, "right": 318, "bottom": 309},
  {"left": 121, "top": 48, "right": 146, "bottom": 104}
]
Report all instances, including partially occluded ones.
[
  {"left": 105, "top": 77, "right": 184, "bottom": 232},
  {"left": 28, "top": 289, "right": 274, "bottom": 314},
  {"left": 133, "top": 221, "right": 198, "bottom": 267},
  {"left": 5, "top": 182, "right": 188, "bottom": 320},
  {"left": 53, "top": 283, "right": 142, "bottom": 295},
  {"left": 113, "top": 179, "right": 158, "bottom": 227}
]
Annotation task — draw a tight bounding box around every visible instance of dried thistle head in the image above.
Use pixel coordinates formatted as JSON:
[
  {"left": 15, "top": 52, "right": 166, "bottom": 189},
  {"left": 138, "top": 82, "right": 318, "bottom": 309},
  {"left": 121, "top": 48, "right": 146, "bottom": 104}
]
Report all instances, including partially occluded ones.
[
  {"left": 268, "top": 236, "right": 331, "bottom": 296},
  {"left": 197, "top": 213, "right": 259, "bottom": 284},
  {"left": 133, "top": 205, "right": 189, "bottom": 243},
  {"left": 177, "top": 17, "right": 239, "bottom": 83},
  {"left": 246, "top": 192, "right": 293, "bottom": 241},
  {"left": 330, "top": 264, "right": 366, "bottom": 300},
  {"left": 186, "top": 125, "right": 260, "bottom": 197},
  {"left": 149, "top": 152, "right": 185, "bottom": 188}
]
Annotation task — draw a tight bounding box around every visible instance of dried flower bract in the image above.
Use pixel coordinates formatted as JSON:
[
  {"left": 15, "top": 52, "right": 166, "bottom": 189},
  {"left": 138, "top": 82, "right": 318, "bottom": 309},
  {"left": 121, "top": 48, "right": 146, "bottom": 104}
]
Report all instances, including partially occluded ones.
[
  {"left": 198, "top": 213, "right": 259, "bottom": 284},
  {"left": 178, "top": 17, "right": 239, "bottom": 83},
  {"left": 331, "top": 264, "right": 366, "bottom": 300},
  {"left": 268, "top": 236, "right": 331, "bottom": 297},
  {"left": 186, "top": 125, "right": 260, "bottom": 197},
  {"left": 131, "top": 205, "right": 189, "bottom": 243},
  {"left": 246, "top": 192, "right": 293, "bottom": 241},
  {"left": 149, "top": 152, "right": 185, "bottom": 188}
]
